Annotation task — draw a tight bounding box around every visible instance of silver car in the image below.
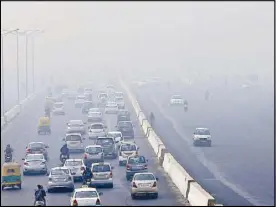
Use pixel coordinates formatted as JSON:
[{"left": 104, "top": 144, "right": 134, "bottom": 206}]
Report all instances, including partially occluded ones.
[
  {"left": 22, "top": 154, "right": 47, "bottom": 175},
  {"left": 83, "top": 145, "right": 104, "bottom": 166},
  {"left": 52, "top": 102, "right": 65, "bottom": 115},
  {"left": 47, "top": 167, "right": 75, "bottom": 193},
  {"left": 66, "top": 120, "right": 86, "bottom": 135},
  {"left": 63, "top": 133, "right": 86, "bottom": 153}
]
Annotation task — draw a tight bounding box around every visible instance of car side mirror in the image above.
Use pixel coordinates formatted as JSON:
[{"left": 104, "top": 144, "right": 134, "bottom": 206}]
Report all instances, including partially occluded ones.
[
  {"left": 193, "top": 132, "right": 195, "bottom": 135},
  {"left": 156, "top": 177, "right": 159, "bottom": 181},
  {"left": 62, "top": 138, "right": 65, "bottom": 141},
  {"left": 98, "top": 192, "right": 103, "bottom": 196},
  {"left": 111, "top": 166, "right": 114, "bottom": 170},
  {"left": 22, "top": 158, "right": 25, "bottom": 161},
  {"left": 46, "top": 172, "right": 49, "bottom": 176},
  {"left": 45, "top": 145, "right": 49, "bottom": 148},
  {"left": 137, "top": 147, "right": 140, "bottom": 150},
  {"left": 25, "top": 146, "right": 27, "bottom": 149},
  {"left": 146, "top": 159, "right": 149, "bottom": 162}
]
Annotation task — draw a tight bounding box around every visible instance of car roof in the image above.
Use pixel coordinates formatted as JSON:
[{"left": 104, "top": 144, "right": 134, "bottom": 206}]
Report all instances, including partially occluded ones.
[
  {"left": 90, "top": 122, "right": 104, "bottom": 126},
  {"left": 69, "top": 120, "right": 83, "bottom": 123},
  {"left": 91, "top": 162, "right": 111, "bottom": 167},
  {"left": 89, "top": 108, "right": 100, "bottom": 110},
  {"left": 121, "top": 141, "right": 136, "bottom": 145},
  {"left": 77, "top": 95, "right": 85, "bottom": 97},
  {"left": 134, "top": 172, "right": 155, "bottom": 176},
  {"left": 108, "top": 131, "right": 122, "bottom": 134},
  {"left": 196, "top": 128, "right": 209, "bottom": 130},
  {"left": 65, "top": 159, "right": 83, "bottom": 162},
  {"left": 66, "top": 133, "right": 82, "bottom": 136},
  {"left": 85, "top": 145, "right": 102, "bottom": 148},
  {"left": 51, "top": 166, "right": 69, "bottom": 170},
  {"left": 97, "top": 136, "right": 113, "bottom": 139},
  {"left": 28, "top": 142, "right": 44, "bottom": 145},
  {"left": 74, "top": 187, "right": 98, "bottom": 192},
  {"left": 26, "top": 154, "right": 45, "bottom": 158},
  {"left": 54, "top": 102, "right": 64, "bottom": 104}
]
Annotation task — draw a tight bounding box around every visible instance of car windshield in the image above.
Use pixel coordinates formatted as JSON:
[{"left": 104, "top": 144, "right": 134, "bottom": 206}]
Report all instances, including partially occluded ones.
[
  {"left": 65, "top": 160, "right": 82, "bottom": 166},
  {"left": 75, "top": 191, "right": 98, "bottom": 198},
  {"left": 172, "top": 95, "right": 182, "bottom": 99},
  {"left": 128, "top": 156, "right": 146, "bottom": 164},
  {"left": 26, "top": 154, "right": 44, "bottom": 160},
  {"left": 92, "top": 165, "right": 111, "bottom": 172},
  {"left": 121, "top": 144, "right": 137, "bottom": 151},
  {"left": 118, "top": 111, "right": 129, "bottom": 116},
  {"left": 99, "top": 94, "right": 108, "bottom": 98},
  {"left": 54, "top": 103, "right": 64, "bottom": 108},
  {"left": 91, "top": 124, "right": 104, "bottom": 129},
  {"left": 108, "top": 132, "right": 122, "bottom": 138},
  {"left": 29, "top": 143, "right": 44, "bottom": 149},
  {"left": 51, "top": 169, "right": 70, "bottom": 175},
  {"left": 195, "top": 129, "right": 210, "bottom": 135},
  {"left": 89, "top": 108, "right": 99, "bottom": 112},
  {"left": 134, "top": 174, "right": 155, "bottom": 181},
  {"left": 96, "top": 138, "right": 114, "bottom": 146},
  {"left": 116, "top": 97, "right": 124, "bottom": 101},
  {"left": 89, "top": 112, "right": 101, "bottom": 116},
  {"left": 66, "top": 135, "right": 82, "bottom": 141},
  {"left": 86, "top": 147, "right": 102, "bottom": 154},
  {"left": 69, "top": 121, "right": 83, "bottom": 126},
  {"left": 118, "top": 122, "right": 132, "bottom": 129},
  {"left": 77, "top": 96, "right": 85, "bottom": 100}
]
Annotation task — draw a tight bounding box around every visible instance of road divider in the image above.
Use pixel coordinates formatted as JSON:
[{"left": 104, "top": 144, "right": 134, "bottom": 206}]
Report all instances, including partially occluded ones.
[
  {"left": 120, "top": 78, "right": 223, "bottom": 206},
  {"left": 1, "top": 93, "right": 36, "bottom": 131}
]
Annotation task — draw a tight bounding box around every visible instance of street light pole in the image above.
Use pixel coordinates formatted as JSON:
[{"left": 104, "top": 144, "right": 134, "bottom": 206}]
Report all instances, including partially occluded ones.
[
  {"left": 31, "top": 37, "right": 35, "bottom": 93},
  {"left": 16, "top": 30, "right": 20, "bottom": 104},
  {"left": 25, "top": 35, "right": 29, "bottom": 98},
  {"left": 1, "top": 35, "right": 4, "bottom": 117}
]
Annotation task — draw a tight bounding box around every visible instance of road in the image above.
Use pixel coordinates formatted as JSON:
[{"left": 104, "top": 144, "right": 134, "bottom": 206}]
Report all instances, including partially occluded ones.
[
  {"left": 131, "top": 80, "right": 274, "bottom": 206},
  {"left": 1, "top": 89, "right": 187, "bottom": 206}
]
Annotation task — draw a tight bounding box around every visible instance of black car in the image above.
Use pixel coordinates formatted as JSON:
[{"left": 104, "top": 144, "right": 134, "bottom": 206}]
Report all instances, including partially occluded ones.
[
  {"left": 116, "top": 121, "right": 134, "bottom": 138},
  {"left": 82, "top": 101, "right": 94, "bottom": 114},
  {"left": 117, "top": 110, "right": 131, "bottom": 123}
]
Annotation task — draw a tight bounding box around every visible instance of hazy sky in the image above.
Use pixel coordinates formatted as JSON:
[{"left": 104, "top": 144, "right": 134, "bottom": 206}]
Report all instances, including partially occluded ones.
[{"left": 1, "top": 1, "right": 274, "bottom": 84}]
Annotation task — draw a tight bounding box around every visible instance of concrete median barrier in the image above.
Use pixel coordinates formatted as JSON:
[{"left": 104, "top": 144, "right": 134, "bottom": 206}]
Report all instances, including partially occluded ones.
[
  {"left": 163, "top": 153, "right": 195, "bottom": 199},
  {"left": 187, "top": 181, "right": 216, "bottom": 206},
  {"left": 1, "top": 116, "right": 6, "bottom": 128},
  {"left": 5, "top": 105, "right": 21, "bottom": 122}
]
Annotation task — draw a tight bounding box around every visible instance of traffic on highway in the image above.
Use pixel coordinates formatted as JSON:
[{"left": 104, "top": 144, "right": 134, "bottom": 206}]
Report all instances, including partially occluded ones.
[{"left": 1, "top": 83, "right": 187, "bottom": 206}]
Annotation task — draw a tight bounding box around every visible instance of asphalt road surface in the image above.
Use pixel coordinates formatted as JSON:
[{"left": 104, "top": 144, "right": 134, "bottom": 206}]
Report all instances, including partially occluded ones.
[
  {"left": 1, "top": 90, "right": 187, "bottom": 206},
  {"left": 131, "top": 80, "right": 274, "bottom": 206}
]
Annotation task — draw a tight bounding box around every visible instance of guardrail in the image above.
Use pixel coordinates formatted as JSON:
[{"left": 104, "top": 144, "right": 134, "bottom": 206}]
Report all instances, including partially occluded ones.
[
  {"left": 120, "top": 78, "right": 223, "bottom": 206},
  {"left": 1, "top": 93, "right": 36, "bottom": 130}
]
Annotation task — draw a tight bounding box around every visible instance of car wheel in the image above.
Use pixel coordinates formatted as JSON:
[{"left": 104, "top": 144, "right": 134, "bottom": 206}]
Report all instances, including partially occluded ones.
[
  {"left": 131, "top": 194, "right": 136, "bottom": 200},
  {"left": 2, "top": 185, "right": 5, "bottom": 190},
  {"left": 70, "top": 188, "right": 74, "bottom": 192},
  {"left": 47, "top": 189, "right": 52, "bottom": 193},
  {"left": 153, "top": 193, "right": 158, "bottom": 199}
]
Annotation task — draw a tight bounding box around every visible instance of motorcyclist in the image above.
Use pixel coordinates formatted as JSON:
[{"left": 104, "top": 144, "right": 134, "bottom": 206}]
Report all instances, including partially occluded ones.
[
  {"left": 4, "top": 144, "right": 13, "bottom": 156},
  {"left": 60, "top": 144, "right": 69, "bottom": 161},
  {"left": 34, "top": 184, "right": 46, "bottom": 206},
  {"left": 82, "top": 166, "right": 93, "bottom": 184}
]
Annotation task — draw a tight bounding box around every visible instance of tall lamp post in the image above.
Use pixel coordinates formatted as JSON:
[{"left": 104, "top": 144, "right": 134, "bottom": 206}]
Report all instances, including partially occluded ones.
[{"left": 1, "top": 29, "right": 19, "bottom": 117}]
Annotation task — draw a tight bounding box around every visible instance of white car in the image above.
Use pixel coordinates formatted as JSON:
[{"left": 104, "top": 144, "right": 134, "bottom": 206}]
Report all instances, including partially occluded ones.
[
  {"left": 70, "top": 187, "right": 103, "bottom": 206},
  {"left": 52, "top": 102, "right": 65, "bottom": 115},
  {"left": 88, "top": 123, "right": 107, "bottom": 139},
  {"left": 90, "top": 162, "right": 114, "bottom": 188},
  {"left": 75, "top": 95, "right": 86, "bottom": 108},
  {"left": 22, "top": 153, "right": 47, "bottom": 175},
  {"left": 115, "top": 97, "right": 125, "bottom": 109},
  {"left": 64, "top": 159, "right": 85, "bottom": 182},
  {"left": 66, "top": 120, "right": 86, "bottom": 135},
  {"left": 63, "top": 133, "right": 86, "bottom": 152},
  {"left": 87, "top": 111, "right": 103, "bottom": 123},
  {"left": 115, "top": 91, "right": 124, "bottom": 99},
  {"left": 83, "top": 145, "right": 104, "bottom": 166},
  {"left": 118, "top": 142, "right": 138, "bottom": 166},
  {"left": 105, "top": 102, "right": 118, "bottom": 114},
  {"left": 170, "top": 95, "right": 184, "bottom": 105},
  {"left": 193, "top": 128, "right": 212, "bottom": 147},
  {"left": 131, "top": 172, "right": 159, "bottom": 199}
]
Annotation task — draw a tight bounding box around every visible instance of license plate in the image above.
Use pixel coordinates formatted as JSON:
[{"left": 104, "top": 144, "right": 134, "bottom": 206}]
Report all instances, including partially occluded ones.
[{"left": 140, "top": 184, "right": 150, "bottom": 187}]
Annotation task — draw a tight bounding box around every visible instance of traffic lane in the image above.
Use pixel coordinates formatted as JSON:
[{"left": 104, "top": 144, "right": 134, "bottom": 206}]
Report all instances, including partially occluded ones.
[
  {"left": 132, "top": 87, "right": 254, "bottom": 206},
  {"left": 102, "top": 99, "right": 187, "bottom": 206},
  {"left": 136, "top": 84, "right": 274, "bottom": 205}
]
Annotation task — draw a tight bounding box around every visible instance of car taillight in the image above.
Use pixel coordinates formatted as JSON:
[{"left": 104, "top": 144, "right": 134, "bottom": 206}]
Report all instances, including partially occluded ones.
[
  {"left": 49, "top": 178, "right": 52, "bottom": 181},
  {"left": 81, "top": 167, "right": 85, "bottom": 171},
  {"left": 96, "top": 199, "right": 101, "bottom": 205},
  {"left": 24, "top": 162, "right": 28, "bottom": 165},
  {"left": 84, "top": 154, "right": 87, "bottom": 159},
  {"left": 26, "top": 149, "right": 30, "bottom": 153},
  {"left": 110, "top": 172, "right": 113, "bottom": 178},
  {"left": 144, "top": 164, "right": 148, "bottom": 169},
  {"left": 132, "top": 182, "right": 137, "bottom": 188},
  {"left": 126, "top": 164, "right": 130, "bottom": 170},
  {"left": 72, "top": 199, "right": 78, "bottom": 206},
  {"left": 152, "top": 181, "right": 157, "bottom": 187}
]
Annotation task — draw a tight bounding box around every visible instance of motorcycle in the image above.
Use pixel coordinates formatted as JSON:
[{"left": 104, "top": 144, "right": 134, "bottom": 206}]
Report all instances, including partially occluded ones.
[
  {"left": 34, "top": 201, "right": 45, "bottom": 206},
  {"left": 5, "top": 153, "right": 12, "bottom": 162},
  {"left": 60, "top": 154, "right": 68, "bottom": 165},
  {"left": 83, "top": 177, "right": 92, "bottom": 186}
]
